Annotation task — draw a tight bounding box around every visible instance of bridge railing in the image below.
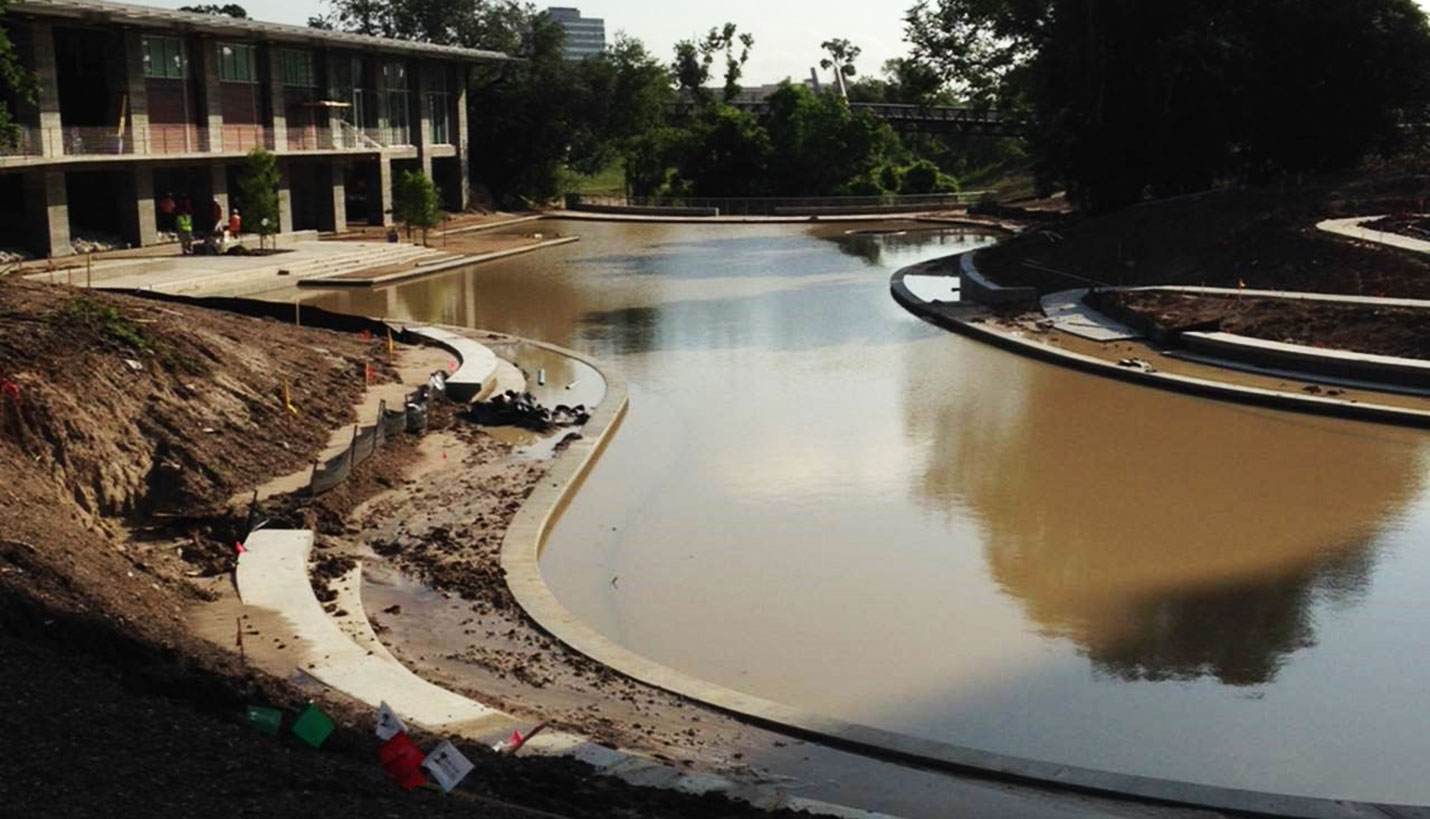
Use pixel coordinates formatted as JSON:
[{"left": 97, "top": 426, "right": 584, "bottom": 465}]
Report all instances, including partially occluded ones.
[{"left": 566, "top": 192, "right": 990, "bottom": 217}]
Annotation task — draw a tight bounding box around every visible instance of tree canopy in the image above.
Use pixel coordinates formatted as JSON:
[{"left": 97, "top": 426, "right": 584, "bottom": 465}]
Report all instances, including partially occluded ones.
[
  {"left": 906, "top": 0, "right": 1430, "bottom": 210},
  {"left": 235, "top": 147, "right": 280, "bottom": 244},
  {"left": 177, "top": 4, "right": 248, "bottom": 18},
  {"left": 392, "top": 169, "right": 442, "bottom": 242},
  {"left": 0, "top": 0, "right": 35, "bottom": 144}
]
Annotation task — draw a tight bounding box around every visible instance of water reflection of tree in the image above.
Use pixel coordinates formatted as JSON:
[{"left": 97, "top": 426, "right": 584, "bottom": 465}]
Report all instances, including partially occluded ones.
[
  {"left": 829, "top": 228, "right": 986, "bottom": 267},
  {"left": 1083, "top": 541, "right": 1376, "bottom": 686},
  {"left": 899, "top": 339, "right": 1423, "bottom": 687}
]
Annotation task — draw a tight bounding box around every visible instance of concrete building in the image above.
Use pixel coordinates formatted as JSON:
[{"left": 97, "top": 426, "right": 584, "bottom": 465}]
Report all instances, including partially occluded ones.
[
  {"left": 546, "top": 7, "right": 604, "bottom": 60},
  {"left": 0, "top": 0, "right": 509, "bottom": 257}
]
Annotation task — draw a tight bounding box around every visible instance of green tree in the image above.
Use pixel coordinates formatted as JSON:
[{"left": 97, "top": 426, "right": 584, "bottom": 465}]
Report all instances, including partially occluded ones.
[
  {"left": 565, "top": 34, "right": 674, "bottom": 177},
  {"left": 669, "top": 105, "right": 770, "bottom": 196},
  {"left": 906, "top": 0, "right": 1430, "bottom": 211},
  {"left": 0, "top": 0, "right": 36, "bottom": 147},
  {"left": 705, "top": 24, "right": 754, "bottom": 103},
  {"left": 761, "top": 83, "right": 903, "bottom": 196},
  {"left": 178, "top": 4, "right": 248, "bottom": 17},
  {"left": 819, "top": 38, "right": 861, "bottom": 97},
  {"left": 672, "top": 39, "right": 713, "bottom": 106},
  {"left": 235, "top": 147, "right": 280, "bottom": 248},
  {"left": 392, "top": 170, "right": 443, "bottom": 243}
]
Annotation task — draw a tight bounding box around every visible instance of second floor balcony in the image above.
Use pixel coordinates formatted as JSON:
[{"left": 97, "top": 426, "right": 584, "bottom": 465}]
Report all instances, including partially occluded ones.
[{"left": 0, "top": 120, "right": 431, "bottom": 161}]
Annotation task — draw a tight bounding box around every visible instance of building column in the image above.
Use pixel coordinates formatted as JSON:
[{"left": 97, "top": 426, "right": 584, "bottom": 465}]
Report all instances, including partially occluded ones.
[
  {"left": 25, "top": 171, "right": 71, "bottom": 258},
  {"left": 201, "top": 39, "right": 224, "bottom": 152},
  {"left": 266, "top": 46, "right": 288, "bottom": 151},
  {"left": 368, "top": 156, "right": 393, "bottom": 226},
  {"left": 415, "top": 61, "right": 433, "bottom": 177},
  {"left": 29, "top": 22, "right": 62, "bottom": 158},
  {"left": 277, "top": 158, "right": 294, "bottom": 234},
  {"left": 115, "top": 166, "right": 157, "bottom": 247},
  {"left": 122, "top": 31, "right": 151, "bottom": 155},
  {"left": 211, "top": 163, "right": 229, "bottom": 230},
  {"left": 454, "top": 65, "right": 470, "bottom": 210},
  {"left": 327, "top": 159, "right": 347, "bottom": 231}
]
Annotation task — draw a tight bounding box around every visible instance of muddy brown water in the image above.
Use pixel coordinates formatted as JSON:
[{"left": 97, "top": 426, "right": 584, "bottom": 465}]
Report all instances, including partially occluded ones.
[{"left": 300, "top": 220, "right": 1430, "bottom": 804}]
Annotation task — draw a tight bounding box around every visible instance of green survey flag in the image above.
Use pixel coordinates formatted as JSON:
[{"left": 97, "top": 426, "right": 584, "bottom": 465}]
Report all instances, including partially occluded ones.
[{"left": 291, "top": 703, "right": 336, "bottom": 748}]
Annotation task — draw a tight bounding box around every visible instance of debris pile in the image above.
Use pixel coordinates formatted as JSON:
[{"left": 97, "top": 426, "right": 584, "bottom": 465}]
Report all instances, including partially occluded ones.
[{"left": 463, "top": 391, "right": 589, "bottom": 432}]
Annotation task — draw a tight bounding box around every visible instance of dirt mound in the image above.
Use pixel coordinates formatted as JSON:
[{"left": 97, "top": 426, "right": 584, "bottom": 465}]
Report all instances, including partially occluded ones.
[
  {"left": 0, "top": 277, "right": 381, "bottom": 632},
  {"left": 977, "top": 161, "right": 1430, "bottom": 298},
  {"left": 1103, "top": 290, "right": 1430, "bottom": 360}
]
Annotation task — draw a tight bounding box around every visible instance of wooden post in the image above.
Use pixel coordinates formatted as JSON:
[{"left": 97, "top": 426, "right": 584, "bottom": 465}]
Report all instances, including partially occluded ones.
[{"left": 86, "top": 253, "right": 92, "bottom": 288}]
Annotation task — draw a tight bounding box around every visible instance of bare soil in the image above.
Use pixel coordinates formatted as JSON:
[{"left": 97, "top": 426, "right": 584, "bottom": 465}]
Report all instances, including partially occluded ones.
[
  {"left": 1099, "top": 290, "right": 1430, "bottom": 360},
  {"left": 0, "top": 278, "right": 831, "bottom": 818},
  {"left": 975, "top": 160, "right": 1430, "bottom": 299}
]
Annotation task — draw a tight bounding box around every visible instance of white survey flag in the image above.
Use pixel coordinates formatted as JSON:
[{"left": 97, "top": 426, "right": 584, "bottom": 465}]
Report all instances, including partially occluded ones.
[
  {"left": 376, "top": 701, "right": 406, "bottom": 741},
  {"left": 421, "top": 741, "right": 475, "bottom": 793}
]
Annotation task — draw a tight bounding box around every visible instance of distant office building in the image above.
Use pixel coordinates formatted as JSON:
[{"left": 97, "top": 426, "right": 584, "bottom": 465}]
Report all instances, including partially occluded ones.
[{"left": 547, "top": 7, "right": 606, "bottom": 60}]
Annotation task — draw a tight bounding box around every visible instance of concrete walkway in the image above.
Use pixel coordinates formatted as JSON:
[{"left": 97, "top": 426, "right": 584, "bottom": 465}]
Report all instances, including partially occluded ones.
[
  {"left": 1317, "top": 215, "right": 1430, "bottom": 255},
  {"left": 1040, "top": 289, "right": 1141, "bottom": 341},
  {"left": 402, "top": 324, "right": 499, "bottom": 403},
  {"left": 51, "top": 240, "right": 447, "bottom": 297},
  {"left": 1132, "top": 283, "right": 1430, "bottom": 310},
  {"left": 302, "top": 237, "right": 580, "bottom": 288},
  {"left": 237, "top": 530, "right": 512, "bottom": 733}
]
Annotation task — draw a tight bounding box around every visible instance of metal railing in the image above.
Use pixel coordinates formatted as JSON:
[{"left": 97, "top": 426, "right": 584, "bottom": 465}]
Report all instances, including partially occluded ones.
[
  {"left": 566, "top": 191, "right": 989, "bottom": 216},
  {"left": 0, "top": 121, "right": 418, "bottom": 159},
  {"left": 363, "top": 125, "right": 411, "bottom": 148}
]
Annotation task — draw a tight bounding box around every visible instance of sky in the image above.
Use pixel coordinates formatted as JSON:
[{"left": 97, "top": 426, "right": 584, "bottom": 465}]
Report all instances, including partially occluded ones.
[
  {"left": 149, "top": 0, "right": 913, "bottom": 87},
  {"left": 150, "top": 0, "right": 1430, "bottom": 88}
]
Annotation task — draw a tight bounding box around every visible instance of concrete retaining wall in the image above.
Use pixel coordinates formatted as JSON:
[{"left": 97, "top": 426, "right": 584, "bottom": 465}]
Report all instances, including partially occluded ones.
[
  {"left": 1183, "top": 331, "right": 1430, "bottom": 389},
  {"left": 956, "top": 251, "right": 1039, "bottom": 309},
  {"left": 570, "top": 203, "right": 720, "bottom": 218}
]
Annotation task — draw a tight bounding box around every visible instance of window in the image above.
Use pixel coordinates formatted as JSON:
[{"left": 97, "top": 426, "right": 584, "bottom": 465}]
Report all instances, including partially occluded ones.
[
  {"left": 382, "top": 61, "right": 410, "bottom": 144},
  {"left": 382, "top": 60, "right": 406, "bottom": 91},
  {"left": 217, "top": 42, "right": 256, "bottom": 82},
  {"left": 425, "top": 65, "right": 450, "bottom": 145},
  {"left": 428, "top": 93, "right": 450, "bottom": 145},
  {"left": 142, "top": 36, "right": 186, "bottom": 79},
  {"left": 279, "top": 49, "right": 315, "bottom": 87}
]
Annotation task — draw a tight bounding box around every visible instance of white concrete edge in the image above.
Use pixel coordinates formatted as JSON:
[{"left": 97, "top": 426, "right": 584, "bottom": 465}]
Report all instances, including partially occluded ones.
[
  {"left": 895, "top": 256, "right": 1430, "bottom": 431},
  {"left": 401, "top": 324, "right": 500, "bottom": 403},
  {"left": 298, "top": 237, "right": 581, "bottom": 289},
  {"left": 232, "top": 330, "right": 894, "bottom": 819},
  {"left": 1315, "top": 214, "right": 1430, "bottom": 256}
]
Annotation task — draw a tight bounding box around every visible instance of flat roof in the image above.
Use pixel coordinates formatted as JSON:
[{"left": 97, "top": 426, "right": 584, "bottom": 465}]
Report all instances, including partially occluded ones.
[{"left": 9, "top": 0, "right": 513, "bottom": 62}]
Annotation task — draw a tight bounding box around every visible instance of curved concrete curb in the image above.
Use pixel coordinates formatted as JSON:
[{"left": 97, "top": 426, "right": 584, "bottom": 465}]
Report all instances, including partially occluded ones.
[
  {"left": 402, "top": 324, "right": 499, "bottom": 403},
  {"left": 495, "top": 263, "right": 1430, "bottom": 819},
  {"left": 236, "top": 529, "right": 511, "bottom": 734},
  {"left": 234, "top": 332, "right": 895, "bottom": 818},
  {"left": 891, "top": 254, "right": 1430, "bottom": 430},
  {"left": 1317, "top": 215, "right": 1430, "bottom": 255}
]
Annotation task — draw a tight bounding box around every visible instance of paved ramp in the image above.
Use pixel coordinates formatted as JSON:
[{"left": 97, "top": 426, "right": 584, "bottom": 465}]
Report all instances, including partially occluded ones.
[
  {"left": 1040, "top": 289, "right": 1142, "bottom": 341},
  {"left": 236, "top": 530, "right": 510, "bottom": 734}
]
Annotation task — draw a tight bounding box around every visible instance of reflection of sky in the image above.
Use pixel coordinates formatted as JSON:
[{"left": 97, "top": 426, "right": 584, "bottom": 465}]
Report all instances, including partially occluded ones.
[{"left": 302, "top": 220, "right": 1430, "bottom": 802}]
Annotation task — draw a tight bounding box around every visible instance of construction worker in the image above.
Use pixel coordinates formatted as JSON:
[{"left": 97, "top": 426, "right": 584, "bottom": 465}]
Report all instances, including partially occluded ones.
[{"left": 176, "top": 209, "right": 193, "bottom": 255}]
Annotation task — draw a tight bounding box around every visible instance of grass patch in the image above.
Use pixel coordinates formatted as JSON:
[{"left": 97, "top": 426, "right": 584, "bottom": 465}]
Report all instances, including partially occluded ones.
[
  {"left": 564, "top": 159, "right": 627, "bottom": 197},
  {"left": 65, "top": 295, "right": 153, "bottom": 354}
]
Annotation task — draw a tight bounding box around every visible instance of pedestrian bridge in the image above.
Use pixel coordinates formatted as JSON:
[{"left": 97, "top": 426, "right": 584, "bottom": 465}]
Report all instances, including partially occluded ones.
[{"left": 668, "top": 100, "right": 1025, "bottom": 136}]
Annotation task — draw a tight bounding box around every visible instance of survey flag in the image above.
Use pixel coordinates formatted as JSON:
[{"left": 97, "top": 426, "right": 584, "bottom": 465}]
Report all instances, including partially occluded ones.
[
  {"left": 376, "top": 701, "right": 406, "bottom": 741},
  {"left": 421, "top": 741, "right": 474, "bottom": 793}
]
